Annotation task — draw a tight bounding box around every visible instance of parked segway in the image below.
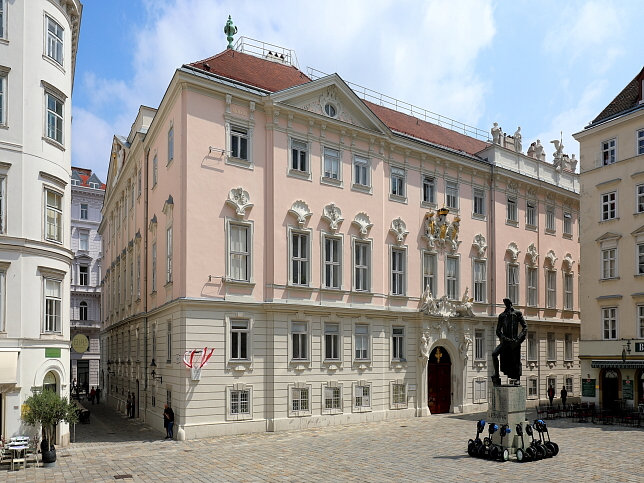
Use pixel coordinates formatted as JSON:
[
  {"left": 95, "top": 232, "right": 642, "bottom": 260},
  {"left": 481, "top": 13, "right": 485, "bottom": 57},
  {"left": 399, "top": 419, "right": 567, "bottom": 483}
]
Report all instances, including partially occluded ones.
[
  {"left": 534, "top": 419, "right": 559, "bottom": 456},
  {"left": 524, "top": 423, "right": 546, "bottom": 460},
  {"left": 515, "top": 423, "right": 535, "bottom": 462},
  {"left": 498, "top": 424, "right": 512, "bottom": 462},
  {"left": 468, "top": 420, "right": 486, "bottom": 457},
  {"left": 484, "top": 423, "right": 499, "bottom": 460}
]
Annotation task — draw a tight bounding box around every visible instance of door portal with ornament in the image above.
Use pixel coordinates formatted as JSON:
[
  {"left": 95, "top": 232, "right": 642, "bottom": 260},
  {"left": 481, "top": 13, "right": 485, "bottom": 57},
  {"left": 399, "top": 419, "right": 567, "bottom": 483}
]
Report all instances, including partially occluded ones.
[{"left": 428, "top": 346, "right": 451, "bottom": 414}]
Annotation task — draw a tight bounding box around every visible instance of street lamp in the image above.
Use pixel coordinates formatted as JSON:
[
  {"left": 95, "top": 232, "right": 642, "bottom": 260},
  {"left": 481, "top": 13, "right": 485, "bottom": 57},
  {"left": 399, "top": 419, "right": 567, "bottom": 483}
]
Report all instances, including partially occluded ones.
[
  {"left": 621, "top": 339, "right": 631, "bottom": 363},
  {"left": 150, "top": 358, "right": 162, "bottom": 383}
]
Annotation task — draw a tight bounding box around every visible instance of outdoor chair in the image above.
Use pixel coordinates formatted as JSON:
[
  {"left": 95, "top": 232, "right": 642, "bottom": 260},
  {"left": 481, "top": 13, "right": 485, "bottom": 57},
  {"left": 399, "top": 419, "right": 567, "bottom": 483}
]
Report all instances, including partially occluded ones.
[
  {"left": 0, "top": 446, "right": 12, "bottom": 467},
  {"left": 25, "top": 438, "right": 39, "bottom": 468}
]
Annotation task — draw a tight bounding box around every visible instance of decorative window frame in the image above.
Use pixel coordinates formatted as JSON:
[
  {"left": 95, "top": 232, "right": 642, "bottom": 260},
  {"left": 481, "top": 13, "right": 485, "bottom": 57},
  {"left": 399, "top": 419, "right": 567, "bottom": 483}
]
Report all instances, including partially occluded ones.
[
  {"left": 322, "top": 320, "right": 343, "bottom": 369},
  {"left": 421, "top": 172, "right": 437, "bottom": 208},
  {"left": 601, "top": 137, "right": 617, "bottom": 166},
  {"left": 527, "top": 331, "right": 538, "bottom": 364},
  {"left": 506, "top": 195, "right": 519, "bottom": 226},
  {"left": 527, "top": 377, "right": 538, "bottom": 399},
  {"left": 473, "top": 377, "right": 487, "bottom": 403},
  {"left": 321, "top": 381, "right": 343, "bottom": 415},
  {"left": 546, "top": 331, "right": 556, "bottom": 363},
  {"left": 321, "top": 231, "right": 343, "bottom": 290},
  {"left": 564, "top": 333, "right": 573, "bottom": 362},
  {"left": 506, "top": 262, "right": 520, "bottom": 306},
  {"left": 39, "top": 266, "right": 65, "bottom": 334},
  {"left": 389, "top": 380, "right": 408, "bottom": 410},
  {"left": 288, "top": 382, "right": 312, "bottom": 418},
  {"left": 390, "top": 324, "right": 406, "bottom": 365},
  {"left": 600, "top": 190, "right": 618, "bottom": 221},
  {"left": 42, "top": 84, "right": 66, "bottom": 149},
  {"left": 225, "top": 117, "right": 254, "bottom": 169},
  {"left": 472, "top": 258, "right": 487, "bottom": 304},
  {"left": 226, "top": 383, "right": 253, "bottom": 421},
  {"left": 389, "top": 164, "right": 407, "bottom": 203},
  {"left": 352, "top": 236, "right": 372, "bottom": 293},
  {"left": 474, "top": 328, "right": 486, "bottom": 363},
  {"left": 224, "top": 217, "right": 254, "bottom": 285},
  {"left": 545, "top": 204, "right": 556, "bottom": 234},
  {"left": 288, "top": 316, "right": 312, "bottom": 369},
  {"left": 0, "top": 67, "right": 8, "bottom": 128},
  {"left": 0, "top": 261, "right": 9, "bottom": 332},
  {"left": 526, "top": 265, "right": 538, "bottom": 307},
  {"left": 224, "top": 313, "right": 254, "bottom": 372},
  {"left": 598, "top": 233, "right": 620, "bottom": 280},
  {"left": 637, "top": 129, "right": 644, "bottom": 156},
  {"left": 167, "top": 122, "right": 174, "bottom": 166},
  {"left": 43, "top": 185, "right": 64, "bottom": 244},
  {"left": 389, "top": 244, "right": 408, "bottom": 297},
  {"left": 422, "top": 249, "right": 438, "bottom": 297},
  {"left": 352, "top": 153, "right": 371, "bottom": 193},
  {"left": 352, "top": 319, "right": 372, "bottom": 368},
  {"left": 352, "top": 380, "right": 372, "bottom": 413},
  {"left": 445, "top": 254, "right": 460, "bottom": 301},
  {"left": 601, "top": 306, "right": 618, "bottom": 340},
  {"left": 525, "top": 198, "right": 538, "bottom": 230},
  {"left": 287, "top": 226, "right": 313, "bottom": 287},
  {"left": 0, "top": 0, "right": 6, "bottom": 42},
  {"left": 472, "top": 185, "right": 486, "bottom": 220},
  {"left": 445, "top": 178, "right": 460, "bottom": 211},
  {"left": 321, "top": 144, "right": 343, "bottom": 187},
  {"left": 43, "top": 14, "right": 64, "bottom": 69},
  {"left": 563, "top": 211, "right": 573, "bottom": 238},
  {"left": 288, "top": 137, "right": 311, "bottom": 180}
]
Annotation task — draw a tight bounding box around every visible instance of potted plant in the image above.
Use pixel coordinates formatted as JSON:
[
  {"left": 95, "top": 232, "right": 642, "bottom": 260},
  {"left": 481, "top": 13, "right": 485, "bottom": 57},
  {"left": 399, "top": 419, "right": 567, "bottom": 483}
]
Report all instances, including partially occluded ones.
[{"left": 21, "top": 389, "right": 79, "bottom": 465}]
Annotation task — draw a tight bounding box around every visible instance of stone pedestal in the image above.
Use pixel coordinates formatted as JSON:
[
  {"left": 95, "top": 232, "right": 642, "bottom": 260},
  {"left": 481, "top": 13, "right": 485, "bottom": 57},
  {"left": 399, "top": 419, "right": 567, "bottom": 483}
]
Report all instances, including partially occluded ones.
[{"left": 487, "top": 385, "right": 527, "bottom": 450}]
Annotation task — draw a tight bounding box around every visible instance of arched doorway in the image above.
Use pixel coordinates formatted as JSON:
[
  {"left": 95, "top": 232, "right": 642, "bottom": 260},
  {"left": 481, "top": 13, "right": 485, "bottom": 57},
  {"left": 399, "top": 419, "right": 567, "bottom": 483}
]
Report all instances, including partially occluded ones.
[
  {"left": 43, "top": 371, "right": 58, "bottom": 393},
  {"left": 427, "top": 346, "right": 451, "bottom": 414},
  {"left": 601, "top": 369, "right": 620, "bottom": 410}
]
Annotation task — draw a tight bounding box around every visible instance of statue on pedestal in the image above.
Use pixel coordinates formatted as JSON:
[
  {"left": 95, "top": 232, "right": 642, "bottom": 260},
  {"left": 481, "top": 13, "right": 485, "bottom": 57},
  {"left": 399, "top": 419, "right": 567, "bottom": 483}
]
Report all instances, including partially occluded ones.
[
  {"left": 491, "top": 122, "right": 502, "bottom": 144},
  {"left": 491, "top": 298, "right": 527, "bottom": 387}
]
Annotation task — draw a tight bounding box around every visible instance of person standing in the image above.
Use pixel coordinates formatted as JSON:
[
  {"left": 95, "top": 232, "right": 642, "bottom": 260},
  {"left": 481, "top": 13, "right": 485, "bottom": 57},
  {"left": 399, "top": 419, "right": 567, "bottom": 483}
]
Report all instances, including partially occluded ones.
[
  {"left": 96, "top": 387, "right": 101, "bottom": 404},
  {"left": 89, "top": 386, "right": 96, "bottom": 405},
  {"left": 561, "top": 385, "right": 568, "bottom": 408},
  {"left": 163, "top": 404, "right": 174, "bottom": 439},
  {"left": 130, "top": 394, "right": 136, "bottom": 418},
  {"left": 548, "top": 384, "right": 555, "bottom": 406},
  {"left": 126, "top": 393, "right": 132, "bottom": 417}
]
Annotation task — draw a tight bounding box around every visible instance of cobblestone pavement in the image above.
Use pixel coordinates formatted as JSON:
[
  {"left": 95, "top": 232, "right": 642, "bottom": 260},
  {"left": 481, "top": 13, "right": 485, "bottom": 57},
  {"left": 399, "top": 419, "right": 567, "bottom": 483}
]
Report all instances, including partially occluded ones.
[{"left": 2, "top": 403, "right": 643, "bottom": 482}]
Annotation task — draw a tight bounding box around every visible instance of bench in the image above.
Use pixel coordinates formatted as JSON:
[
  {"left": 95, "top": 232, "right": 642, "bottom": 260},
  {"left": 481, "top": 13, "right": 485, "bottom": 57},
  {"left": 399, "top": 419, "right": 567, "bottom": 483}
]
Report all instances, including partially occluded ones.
[{"left": 75, "top": 401, "right": 91, "bottom": 424}]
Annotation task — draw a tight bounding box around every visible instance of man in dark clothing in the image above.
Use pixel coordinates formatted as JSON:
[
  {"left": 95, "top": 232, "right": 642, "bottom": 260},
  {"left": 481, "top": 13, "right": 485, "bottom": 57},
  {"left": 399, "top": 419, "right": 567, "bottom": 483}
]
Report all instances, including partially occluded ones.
[
  {"left": 491, "top": 298, "right": 528, "bottom": 386},
  {"left": 163, "top": 404, "right": 174, "bottom": 439},
  {"left": 548, "top": 384, "right": 555, "bottom": 406},
  {"left": 560, "top": 386, "right": 567, "bottom": 408},
  {"left": 130, "top": 394, "right": 136, "bottom": 418}
]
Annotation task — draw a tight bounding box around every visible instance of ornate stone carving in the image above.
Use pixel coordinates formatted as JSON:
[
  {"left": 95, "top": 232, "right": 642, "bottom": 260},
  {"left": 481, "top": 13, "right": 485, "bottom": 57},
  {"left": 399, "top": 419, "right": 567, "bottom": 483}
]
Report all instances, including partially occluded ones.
[
  {"left": 514, "top": 126, "right": 522, "bottom": 153},
  {"left": 352, "top": 212, "right": 373, "bottom": 239},
  {"left": 563, "top": 253, "right": 574, "bottom": 272},
  {"left": 390, "top": 217, "right": 408, "bottom": 245},
  {"left": 472, "top": 234, "right": 487, "bottom": 258},
  {"left": 491, "top": 122, "right": 502, "bottom": 144},
  {"left": 419, "top": 287, "right": 474, "bottom": 318},
  {"left": 507, "top": 180, "right": 519, "bottom": 193},
  {"left": 506, "top": 242, "right": 521, "bottom": 262},
  {"left": 288, "top": 200, "right": 312, "bottom": 227},
  {"left": 422, "top": 208, "right": 461, "bottom": 252},
  {"left": 321, "top": 203, "right": 343, "bottom": 233},
  {"left": 545, "top": 250, "right": 558, "bottom": 267},
  {"left": 419, "top": 334, "right": 430, "bottom": 361},
  {"left": 526, "top": 243, "right": 539, "bottom": 266},
  {"left": 225, "top": 188, "right": 253, "bottom": 219}
]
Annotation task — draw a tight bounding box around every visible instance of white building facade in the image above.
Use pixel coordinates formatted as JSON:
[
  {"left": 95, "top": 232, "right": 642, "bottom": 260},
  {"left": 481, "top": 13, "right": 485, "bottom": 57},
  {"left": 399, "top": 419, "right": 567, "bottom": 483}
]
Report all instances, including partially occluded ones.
[{"left": 0, "top": 0, "right": 82, "bottom": 444}]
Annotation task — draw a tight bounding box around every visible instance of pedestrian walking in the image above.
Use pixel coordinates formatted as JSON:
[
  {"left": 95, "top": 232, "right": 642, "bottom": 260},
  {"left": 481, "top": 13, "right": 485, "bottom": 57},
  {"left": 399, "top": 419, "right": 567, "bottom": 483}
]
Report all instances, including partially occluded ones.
[
  {"left": 547, "top": 384, "right": 555, "bottom": 406},
  {"left": 96, "top": 387, "right": 101, "bottom": 404},
  {"left": 560, "top": 385, "right": 568, "bottom": 408},
  {"left": 126, "top": 393, "right": 132, "bottom": 416},
  {"left": 130, "top": 394, "right": 136, "bottom": 418},
  {"left": 89, "top": 386, "right": 96, "bottom": 405},
  {"left": 164, "top": 404, "right": 174, "bottom": 439}
]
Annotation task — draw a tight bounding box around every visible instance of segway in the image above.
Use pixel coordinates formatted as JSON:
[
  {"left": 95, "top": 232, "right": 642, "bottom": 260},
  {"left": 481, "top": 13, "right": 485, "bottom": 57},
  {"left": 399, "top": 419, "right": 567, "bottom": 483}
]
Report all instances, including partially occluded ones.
[
  {"left": 484, "top": 423, "right": 499, "bottom": 460},
  {"left": 515, "top": 423, "right": 535, "bottom": 462},
  {"left": 534, "top": 419, "right": 559, "bottom": 456},
  {"left": 524, "top": 423, "right": 546, "bottom": 460},
  {"left": 468, "top": 420, "right": 486, "bottom": 457},
  {"left": 498, "top": 424, "right": 511, "bottom": 462}
]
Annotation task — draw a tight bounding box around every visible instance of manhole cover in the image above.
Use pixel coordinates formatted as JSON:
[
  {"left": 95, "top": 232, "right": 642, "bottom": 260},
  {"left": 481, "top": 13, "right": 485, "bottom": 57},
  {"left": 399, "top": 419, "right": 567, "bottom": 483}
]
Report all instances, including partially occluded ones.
[{"left": 114, "top": 475, "right": 133, "bottom": 480}]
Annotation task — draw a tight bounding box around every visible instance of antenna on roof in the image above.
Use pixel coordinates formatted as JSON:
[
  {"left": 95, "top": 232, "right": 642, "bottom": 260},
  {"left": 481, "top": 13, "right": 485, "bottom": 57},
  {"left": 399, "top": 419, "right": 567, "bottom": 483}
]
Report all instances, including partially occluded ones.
[{"left": 224, "top": 15, "right": 238, "bottom": 49}]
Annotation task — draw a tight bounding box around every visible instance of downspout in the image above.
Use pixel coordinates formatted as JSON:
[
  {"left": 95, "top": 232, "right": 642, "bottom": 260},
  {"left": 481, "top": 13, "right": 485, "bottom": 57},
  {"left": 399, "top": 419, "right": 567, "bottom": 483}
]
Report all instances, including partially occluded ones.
[
  {"left": 489, "top": 162, "right": 496, "bottom": 316},
  {"left": 144, "top": 147, "right": 150, "bottom": 393}
]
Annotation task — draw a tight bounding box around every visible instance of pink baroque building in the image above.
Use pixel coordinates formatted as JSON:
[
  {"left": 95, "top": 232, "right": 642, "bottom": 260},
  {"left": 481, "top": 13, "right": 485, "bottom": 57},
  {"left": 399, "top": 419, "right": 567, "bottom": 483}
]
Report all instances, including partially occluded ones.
[{"left": 99, "top": 34, "right": 580, "bottom": 439}]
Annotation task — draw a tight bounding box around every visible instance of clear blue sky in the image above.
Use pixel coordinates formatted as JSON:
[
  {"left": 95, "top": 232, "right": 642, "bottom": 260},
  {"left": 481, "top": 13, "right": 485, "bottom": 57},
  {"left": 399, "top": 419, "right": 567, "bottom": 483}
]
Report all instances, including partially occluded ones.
[{"left": 72, "top": 0, "right": 644, "bottom": 182}]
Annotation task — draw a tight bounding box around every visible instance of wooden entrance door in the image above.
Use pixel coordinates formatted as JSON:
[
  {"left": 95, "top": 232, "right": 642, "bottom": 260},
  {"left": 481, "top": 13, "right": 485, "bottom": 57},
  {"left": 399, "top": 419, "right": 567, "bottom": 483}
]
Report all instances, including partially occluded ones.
[
  {"left": 427, "top": 346, "right": 451, "bottom": 414},
  {"left": 601, "top": 369, "right": 620, "bottom": 410}
]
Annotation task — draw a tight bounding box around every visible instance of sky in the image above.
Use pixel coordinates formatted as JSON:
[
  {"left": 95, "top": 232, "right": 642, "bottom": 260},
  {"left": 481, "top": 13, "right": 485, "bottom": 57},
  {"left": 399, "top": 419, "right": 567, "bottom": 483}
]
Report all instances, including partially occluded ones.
[{"left": 72, "top": 0, "right": 644, "bottom": 183}]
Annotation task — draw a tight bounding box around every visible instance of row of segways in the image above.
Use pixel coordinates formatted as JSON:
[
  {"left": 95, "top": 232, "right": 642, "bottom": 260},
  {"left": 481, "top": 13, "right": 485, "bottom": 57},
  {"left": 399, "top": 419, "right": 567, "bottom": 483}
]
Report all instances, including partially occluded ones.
[{"left": 468, "top": 419, "right": 559, "bottom": 462}]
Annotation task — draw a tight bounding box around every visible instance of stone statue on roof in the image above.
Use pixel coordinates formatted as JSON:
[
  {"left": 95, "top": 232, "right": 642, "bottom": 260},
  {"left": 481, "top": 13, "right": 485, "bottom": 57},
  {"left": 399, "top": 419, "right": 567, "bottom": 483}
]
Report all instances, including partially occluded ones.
[
  {"left": 514, "top": 127, "right": 522, "bottom": 153},
  {"left": 491, "top": 122, "right": 502, "bottom": 144}
]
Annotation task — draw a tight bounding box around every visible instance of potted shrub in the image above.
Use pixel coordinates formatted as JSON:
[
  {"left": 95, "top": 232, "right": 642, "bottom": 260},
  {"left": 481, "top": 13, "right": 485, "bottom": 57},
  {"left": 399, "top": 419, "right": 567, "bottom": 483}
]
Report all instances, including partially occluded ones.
[{"left": 21, "top": 389, "right": 78, "bottom": 465}]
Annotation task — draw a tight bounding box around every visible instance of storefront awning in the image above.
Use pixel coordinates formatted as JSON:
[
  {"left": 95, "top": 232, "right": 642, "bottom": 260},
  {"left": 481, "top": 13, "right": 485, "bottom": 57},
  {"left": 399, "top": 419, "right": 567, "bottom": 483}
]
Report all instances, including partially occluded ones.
[
  {"left": 591, "top": 360, "right": 644, "bottom": 369},
  {"left": 0, "top": 351, "right": 19, "bottom": 385}
]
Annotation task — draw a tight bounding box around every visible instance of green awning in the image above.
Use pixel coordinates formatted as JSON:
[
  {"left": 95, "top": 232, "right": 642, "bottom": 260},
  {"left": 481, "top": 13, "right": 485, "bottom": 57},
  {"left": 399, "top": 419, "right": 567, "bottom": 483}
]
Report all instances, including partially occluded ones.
[{"left": 591, "top": 360, "right": 644, "bottom": 369}]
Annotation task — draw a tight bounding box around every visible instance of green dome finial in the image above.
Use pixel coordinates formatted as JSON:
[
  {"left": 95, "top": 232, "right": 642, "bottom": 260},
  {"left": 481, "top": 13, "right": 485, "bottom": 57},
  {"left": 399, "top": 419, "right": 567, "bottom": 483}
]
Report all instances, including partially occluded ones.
[{"left": 224, "top": 15, "right": 238, "bottom": 49}]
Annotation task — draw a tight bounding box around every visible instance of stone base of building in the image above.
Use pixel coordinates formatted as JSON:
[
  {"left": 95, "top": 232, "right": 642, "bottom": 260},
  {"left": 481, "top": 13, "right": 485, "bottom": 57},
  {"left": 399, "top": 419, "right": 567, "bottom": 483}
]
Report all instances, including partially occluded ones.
[{"left": 486, "top": 385, "right": 527, "bottom": 451}]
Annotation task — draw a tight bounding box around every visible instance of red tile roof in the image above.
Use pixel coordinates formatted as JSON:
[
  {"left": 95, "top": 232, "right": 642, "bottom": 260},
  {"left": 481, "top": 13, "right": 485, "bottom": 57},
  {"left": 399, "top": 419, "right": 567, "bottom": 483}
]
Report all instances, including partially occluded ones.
[{"left": 187, "top": 49, "right": 311, "bottom": 93}]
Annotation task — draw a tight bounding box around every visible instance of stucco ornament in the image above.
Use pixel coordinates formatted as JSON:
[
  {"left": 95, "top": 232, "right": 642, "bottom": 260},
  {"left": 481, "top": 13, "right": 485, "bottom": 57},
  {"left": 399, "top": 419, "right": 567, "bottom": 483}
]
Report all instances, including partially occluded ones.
[
  {"left": 322, "top": 203, "right": 343, "bottom": 233},
  {"left": 352, "top": 212, "right": 373, "bottom": 239},
  {"left": 419, "top": 334, "right": 430, "bottom": 361},
  {"left": 390, "top": 217, "right": 408, "bottom": 245},
  {"left": 563, "top": 253, "right": 574, "bottom": 272},
  {"left": 225, "top": 188, "right": 253, "bottom": 219},
  {"left": 545, "top": 250, "right": 558, "bottom": 268},
  {"left": 472, "top": 234, "right": 487, "bottom": 258},
  {"left": 459, "top": 334, "right": 473, "bottom": 362},
  {"left": 526, "top": 243, "right": 539, "bottom": 266},
  {"left": 419, "top": 286, "right": 475, "bottom": 318},
  {"left": 288, "top": 200, "right": 312, "bottom": 227},
  {"left": 422, "top": 208, "right": 461, "bottom": 252},
  {"left": 506, "top": 242, "right": 521, "bottom": 262}
]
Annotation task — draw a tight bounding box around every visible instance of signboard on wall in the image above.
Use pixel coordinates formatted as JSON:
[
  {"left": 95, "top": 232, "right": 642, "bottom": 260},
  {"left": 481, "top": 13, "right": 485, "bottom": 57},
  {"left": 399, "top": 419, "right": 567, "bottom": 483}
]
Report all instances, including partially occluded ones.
[
  {"left": 72, "top": 334, "right": 90, "bottom": 353},
  {"left": 622, "top": 379, "right": 633, "bottom": 400},
  {"left": 45, "top": 348, "right": 61, "bottom": 358},
  {"left": 582, "top": 378, "right": 596, "bottom": 397}
]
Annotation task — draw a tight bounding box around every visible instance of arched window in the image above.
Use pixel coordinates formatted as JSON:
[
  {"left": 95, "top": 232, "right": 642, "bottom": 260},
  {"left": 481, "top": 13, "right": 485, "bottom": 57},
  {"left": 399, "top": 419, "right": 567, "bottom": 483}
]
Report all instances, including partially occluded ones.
[
  {"left": 79, "top": 301, "right": 88, "bottom": 321},
  {"left": 43, "top": 371, "right": 57, "bottom": 392}
]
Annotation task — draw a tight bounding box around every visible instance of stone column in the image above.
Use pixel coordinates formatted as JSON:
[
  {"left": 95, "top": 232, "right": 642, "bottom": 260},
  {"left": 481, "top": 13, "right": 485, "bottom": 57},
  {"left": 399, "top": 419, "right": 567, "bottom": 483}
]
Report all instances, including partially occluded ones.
[{"left": 417, "top": 333, "right": 430, "bottom": 416}]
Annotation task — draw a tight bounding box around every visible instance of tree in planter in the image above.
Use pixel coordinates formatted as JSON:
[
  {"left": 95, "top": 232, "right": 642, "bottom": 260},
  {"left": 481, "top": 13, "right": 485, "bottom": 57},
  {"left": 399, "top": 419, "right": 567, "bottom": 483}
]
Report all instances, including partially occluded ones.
[{"left": 21, "top": 389, "right": 79, "bottom": 451}]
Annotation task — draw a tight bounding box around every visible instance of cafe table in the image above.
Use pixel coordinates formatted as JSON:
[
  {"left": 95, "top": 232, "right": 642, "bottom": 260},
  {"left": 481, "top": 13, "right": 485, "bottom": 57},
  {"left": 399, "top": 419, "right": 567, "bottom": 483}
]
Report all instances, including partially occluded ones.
[{"left": 9, "top": 444, "right": 28, "bottom": 471}]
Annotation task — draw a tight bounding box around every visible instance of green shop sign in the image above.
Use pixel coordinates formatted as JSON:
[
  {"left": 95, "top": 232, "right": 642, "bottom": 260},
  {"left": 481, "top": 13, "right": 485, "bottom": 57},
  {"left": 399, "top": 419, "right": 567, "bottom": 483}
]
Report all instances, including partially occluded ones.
[
  {"left": 582, "top": 378, "right": 596, "bottom": 397},
  {"left": 45, "top": 348, "right": 61, "bottom": 358},
  {"left": 622, "top": 379, "right": 633, "bottom": 400}
]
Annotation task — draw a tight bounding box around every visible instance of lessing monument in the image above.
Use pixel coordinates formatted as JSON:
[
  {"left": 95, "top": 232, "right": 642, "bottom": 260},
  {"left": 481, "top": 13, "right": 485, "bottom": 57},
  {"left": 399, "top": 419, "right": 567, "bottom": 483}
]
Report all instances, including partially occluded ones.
[{"left": 488, "top": 298, "right": 529, "bottom": 449}]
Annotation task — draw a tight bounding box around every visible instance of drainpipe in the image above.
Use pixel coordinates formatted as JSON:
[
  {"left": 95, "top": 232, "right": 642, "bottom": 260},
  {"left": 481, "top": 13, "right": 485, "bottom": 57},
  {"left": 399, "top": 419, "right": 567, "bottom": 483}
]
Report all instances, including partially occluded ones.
[
  {"left": 489, "top": 163, "right": 496, "bottom": 316},
  {"left": 144, "top": 147, "right": 150, "bottom": 394}
]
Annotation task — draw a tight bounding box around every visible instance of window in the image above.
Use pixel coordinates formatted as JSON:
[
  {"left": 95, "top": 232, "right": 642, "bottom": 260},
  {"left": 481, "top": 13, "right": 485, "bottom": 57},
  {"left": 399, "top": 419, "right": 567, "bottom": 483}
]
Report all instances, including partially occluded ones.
[
  {"left": 0, "top": 0, "right": 5, "bottom": 39},
  {"left": 547, "top": 332, "right": 556, "bottom": 361},
  {"left": 473, "top": 260, "right": 486, "bottom": 303},
  {"left": 323, "top": 147, "right": 340, "bottom": 180},
  {"left": 324, "top": 323, "right": 340, "bottom": 360},
  {"left": 353, "top": 155, "right": 369, "bottom": 187},
  {"left": 137, "top": 168, "right": 142, "bottom": 197},
  {"left": 602, "top": 138, "right": 616, "bottom": 165},
  {"left": 475, "top": 329, "right": 485, "bottom": 361},
  {"left": 507, "top": 196, "right": 517, "bottom": 222},
  {"left": 638, "top": 305, "right": 644, "bottom": 339},
  {"left": 46, "top": 16, "right": 64, "bottom": 65},
  {"left": 80, "top": 203, "right": 88, "bottom": 220},
  {"left": 507, "top": 264, "right": 519, "bottom": 305},
  {"left": 230, "top": 389, "right": 250, "bottom": 415},
  {"left": 152, "top": 324, "right": 157, "bottom": 359},
  {"left": 291, "top": 322, "right": 308, "bottom": 360},
  {"left": 151, "top": 242, "right": 157, "bottom": 291},
  {"left": 546, "top": 205, "right": 555, "bottom": 232},
  {"left": 638, "top": 129, "right": 644, "bottom": 156},
  {"left": 45, "top": 189, "right": 62, "bottom": 243},
  {"left": 527, "top": 267, "right": 538, "bottom": 307},
  {"left": 166, "top": 226, "right": 173, "bottom": 283},
  {"left": 354, "top": 241, "right": 370, "bottom": 292},
  {"left": 446, "top": 256, "right": 459, "bottom": 300},
  {"left": 528, "top": 378, "right": 538, "bottom": 398},
  {"left": 0, "top": 72, "right": 6, "bottom": 126},
  {"left": 291, "top": 232, "right": 309, "bottom": 286},
  {"left": 0, "top": 176, "right": 4, "bottom": 233},
  {"left": 392, "top": 326, "right": 405, "bottom": 361},
  {"left": 291, "top": 387, "right": 309, "bottom": 412},
  {"left": 152, "top": 155, "right": 158, "bottom": 187},
  {"left": 563, "top": 212, "right": 572, "bottom": 235},
  {"left": 391, "top": 248, "right": 405, "bottom": 295},
  {"left": 323, "top": 236, "right": 341, "bottom": 289},
  {"left": 130, "top": 259, "right": 134, "bottom": 298},
  {"left": 601, "top": 191, "right": 617, "bottom": 220},
  {"left": 229, "top": 224, "right": 250, "bottom": 282},
  {"left": 0, "top": 270, "right": 4, "bottom": 331},
  {"left": 167, "top": 126, "right": 174, "bottom": 163},
  {"left": 565, "top": 377, "right": 573, "bottom": 394},
  {"left": 230, "top": 126, "right": 248, "bottom": 160},
  {"left": 79, "top": 301, "right": 87, "bottom": 321},
  {"left": 637, "top": 184, "right": 644, "bottom": 213},
  {"left": 423, "top": 176, "right": 436, "bottom": 204},
  {"left": 474, "top": 378, "right": 487, "bottom": 403},
  {"left": 79, "top": 231, "right": 89, "bottom": 251},
  {"left": 602, "top": 307, "right": 617, "bottom": 340},
  {"left": 390, "top": 167, "right": 405, "bottom": 198},
  {"left": 423, "top": 252, "right": 437, "bottom": 295},
  {"left": 354, "top": 324, "right": 369, "bottom": 360},
  {"left": 324, "top": 103, "right": 336, "bottom": 117},
  {"left": 392, "top": 383, "right": 406, "bottom": 406},
  {"left": 564, "top": 273, "right": 573, "bottom": 310},
  {"left": 79, "top": 265, "right": 89, "bottom": 286},
  {"left": 547, "top": 377, "right": 557, "bottom": 395},
  {"left": 324, "top": 386, "right": 342, "bottom": 411},
  {"left": 46, "top": 92, "right": 63, "bottom": 144},
  {"left": 446, "top": 180, "right": 459, "bottom": 209},
  {"left": 564, "top": 333, "right": 573, "bottom": 361},
  {"left": 526, "top": 201, "right": 536, "bottom": 227},
  {"left": 473, "top": 187, "right": 485, "bottom": 216},
  {"left": 354, "top": 384, "right": 370, "bottom": 409},
  {"left": 527, "top": 332, "right": 537, "bottom": 361},
  {"left": 166, "top": 322, "right": 172, "bottom": 363},
  {"left": 136, "top": 251, "right": 141, "bottom": 298},
  {"left": 230, "top": 319, "right": 249, "bottom": 360},
  {"left": 601, "top": 248, "right": 617, "bottom": 279},
  {"left": 640, "top": 245, "right": 644, "bottom": 275},
  {"left": 290, "top": 139, "right": 308, "bottom": 172},
  {"left": 44, "top": 279, "right": 61, "bottom": 332},
  {"left": 546, "top": 270, "right": 556, "bottom": 308}
]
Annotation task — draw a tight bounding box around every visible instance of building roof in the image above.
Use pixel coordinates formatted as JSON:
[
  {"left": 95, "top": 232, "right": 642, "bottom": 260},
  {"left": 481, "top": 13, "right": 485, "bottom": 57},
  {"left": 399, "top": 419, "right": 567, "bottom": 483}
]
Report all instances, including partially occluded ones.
[
  {"left": 590, "top": 66, "right": 644, "bottom": 126},
  {"left": 72, "top": 167, "right": 106, "bottom": 190},
  {"left": 187, "top": 49, "right": 489, "bottom": 156}
]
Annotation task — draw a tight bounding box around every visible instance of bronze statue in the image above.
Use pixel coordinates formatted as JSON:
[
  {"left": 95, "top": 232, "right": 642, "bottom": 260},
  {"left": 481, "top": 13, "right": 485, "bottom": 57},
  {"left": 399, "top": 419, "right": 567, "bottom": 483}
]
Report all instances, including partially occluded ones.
[{"left": 491, "top": 298, "right": 527, "bottom": 386}]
